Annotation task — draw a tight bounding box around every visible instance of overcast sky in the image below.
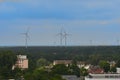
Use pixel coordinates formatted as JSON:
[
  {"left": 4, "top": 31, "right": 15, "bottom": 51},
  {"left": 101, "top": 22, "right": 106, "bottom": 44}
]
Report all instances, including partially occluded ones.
[{"left": 0, "top": 0, "right": 120, "bottom": 46}]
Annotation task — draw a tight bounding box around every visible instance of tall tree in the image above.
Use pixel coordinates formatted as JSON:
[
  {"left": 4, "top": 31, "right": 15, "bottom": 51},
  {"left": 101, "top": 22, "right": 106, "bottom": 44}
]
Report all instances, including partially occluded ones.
[
  {"left": 51, "top": 64, "right": 69, "bottom": 75},
  {"left": 116, "top": 59, "right": 120, "bottom": 67},
  {"left": 80, "top": 67, "right": 88, "bottom": 76},
  {"left": 99, "top": 60, "right": 110, "bottom": 73},
  {"left": 110, "top": 66, "right": 116, "bottom": 73},
  {"left": 36, "top": 58, "right": 50, "bottom": 68},
  {"left": 0, "top": 51, "right": 17, "bottom": 78},
  {"left": 69, "top": 64, "right": 80, "bottom": 77}
]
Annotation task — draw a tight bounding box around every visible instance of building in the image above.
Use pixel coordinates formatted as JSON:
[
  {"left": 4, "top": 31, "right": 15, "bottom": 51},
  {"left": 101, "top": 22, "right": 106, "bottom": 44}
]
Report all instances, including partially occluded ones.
[
  {"left": 88, "top": 66, "right": 104, "bottom": 74},
  {"left": 109, "top": 61, "right": 116, "bottom": 67},
  {"left": 53, "top": 60, "right": 72, "bottom": 66},
  {"left": 13, "top": 55, "right": 28, "bottom": 70},
  {"left": 53, "top": 60, "right": 86, "bottom": 68},
  {"left": 85, "top": 73, "right": 120, "bottom": 80},
  {"left": 117, "top": 67, "right": 120, "bottom": 73}
]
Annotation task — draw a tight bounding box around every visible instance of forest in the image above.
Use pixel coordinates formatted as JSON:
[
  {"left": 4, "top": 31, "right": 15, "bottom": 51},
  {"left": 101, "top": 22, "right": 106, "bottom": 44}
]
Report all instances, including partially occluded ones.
[
  {"left": 0, "top": 46, "right": 120, "bottom": 79},
  {"left": 1, "top": 46, "right": 120, "bottom": 62}
]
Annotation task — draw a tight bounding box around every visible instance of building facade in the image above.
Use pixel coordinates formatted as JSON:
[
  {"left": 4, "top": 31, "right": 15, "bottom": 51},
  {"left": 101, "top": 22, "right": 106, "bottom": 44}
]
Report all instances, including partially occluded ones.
[
  {"left": 13, "top": 55, "right": 28, "bottom": 70},
  {"left": 117, "top": 68, "right": 120, "bottom": 73},
  {"left": 53, "top": 60, "right": 87, "bottom": 68}
]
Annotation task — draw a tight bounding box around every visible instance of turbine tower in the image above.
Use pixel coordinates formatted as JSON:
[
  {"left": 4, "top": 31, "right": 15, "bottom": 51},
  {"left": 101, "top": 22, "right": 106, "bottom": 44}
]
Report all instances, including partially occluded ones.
[
  {"left": 117, "top": 39, "right": 119, "bottom": 46},
  {"left": 90, "top": 40, "right": 93, "bottom": 46},
  {"left": 57, "top": 27, "right": 64, "bottom": 46},
  {"left": 22, "top": 27, "right": 30, "bottom": 49},
  {"left": 63, "top": 30, "right": 70, "bottom": 46}
]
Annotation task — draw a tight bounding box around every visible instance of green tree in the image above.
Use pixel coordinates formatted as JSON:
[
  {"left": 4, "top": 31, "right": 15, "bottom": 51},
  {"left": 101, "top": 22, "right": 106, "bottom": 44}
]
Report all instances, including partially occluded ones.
[
  {"left": 12, "top": 67, "right": 23, "bottom": 79},
  {"left": 69, "top": 64, "right": 80, "bottom": 77},
  {"left": 0, "top": 51, "right": 17, "bottom": 78},
  {"left": 99, "top": 60, "right": 110, "bottom": 73},
  {"left": 24, "top": 69, "right": 65, "bottom": 80},
  {"left": 116, "top": 59, "right": 120, "bottom": 67},
  {"left": 72, "top": 58, "right": 77, "bottom": 65},
  {"left": 51, "top": 64, "right": 69, "bottom": 75},
  {"left": 110, "top": 66, "right": 116, "bottom": 73},
  {"left": 89, "top": 54, "right": 100, "bottom": 65},
  {"left": 24, "top": 72, "right": 34, "bottom": 80},
  {"left": 80, "top": 67, "right": 88, "bottom": 76},
  {"left": 36, "top": 58, "right": 50, "bottom": 68}
]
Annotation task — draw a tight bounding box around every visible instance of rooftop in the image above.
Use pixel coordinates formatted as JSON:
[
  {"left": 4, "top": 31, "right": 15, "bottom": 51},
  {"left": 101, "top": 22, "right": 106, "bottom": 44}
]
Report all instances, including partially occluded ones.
[{"left": 86, "top": 73, "right": 120, "bottom": 78}]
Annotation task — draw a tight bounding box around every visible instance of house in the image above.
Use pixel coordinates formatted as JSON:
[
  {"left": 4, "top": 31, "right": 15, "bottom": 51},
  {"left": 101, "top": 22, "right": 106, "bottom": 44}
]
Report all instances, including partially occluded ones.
[
  {"left": 108, "top": 61, "right": 116, "bottom": 67},
  {"left": 53, "top": 60, "right": 72, "bottom": 66},
  {"left": 13, "top": 55, "right": 28, "bottom": 70},
  {"left": 53, "top": 60, "right": 86, "bottom": 68},
  {"left": 88, "top": 66, "right": 104, "bottom": 74}
]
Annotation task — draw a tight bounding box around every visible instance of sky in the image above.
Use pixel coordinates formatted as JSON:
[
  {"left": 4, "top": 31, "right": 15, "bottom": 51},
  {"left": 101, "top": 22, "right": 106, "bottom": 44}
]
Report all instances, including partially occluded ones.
[{"left": 0, "top": 0, "right": 120, "bottom": 46}]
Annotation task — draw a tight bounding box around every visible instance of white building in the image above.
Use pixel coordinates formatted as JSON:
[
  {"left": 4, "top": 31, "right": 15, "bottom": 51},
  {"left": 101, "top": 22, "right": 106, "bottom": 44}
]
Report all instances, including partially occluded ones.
[
  {"left": 53, "top": 60, "right": 87, "bottom": 68},
  {"left": 117, "top": 68, "right": 120, "bottom": 73},
  {"left": 85, "top": 73, "right": 120, "bottom": 80}
]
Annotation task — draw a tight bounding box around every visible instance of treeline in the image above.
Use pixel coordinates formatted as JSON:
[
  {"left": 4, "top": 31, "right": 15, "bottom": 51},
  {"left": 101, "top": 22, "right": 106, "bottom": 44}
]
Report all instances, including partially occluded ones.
[
  {"left": 0, "top": 46, "right": 120, "bottom": 71},
  {"left": 1, "top": 46, "right": 120, "bottom": 63}
]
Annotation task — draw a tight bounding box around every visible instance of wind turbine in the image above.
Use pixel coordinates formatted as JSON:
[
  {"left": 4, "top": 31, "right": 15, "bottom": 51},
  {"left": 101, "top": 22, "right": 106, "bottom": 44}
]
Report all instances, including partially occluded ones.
[
  {"left": 63, "top": 30, "right": 70, "bottom": 46},
  {"left": 117, "top": 39, "right": 119, "bottom": 46},
  {"left": 90, "top": 40, "right": 93, "bottom": 46},
  {"left": 57, "top": 27, "right": 64, "bottom": 46},
  {"left": 21, "top": 27, "right": 30, "bottom": 49}
]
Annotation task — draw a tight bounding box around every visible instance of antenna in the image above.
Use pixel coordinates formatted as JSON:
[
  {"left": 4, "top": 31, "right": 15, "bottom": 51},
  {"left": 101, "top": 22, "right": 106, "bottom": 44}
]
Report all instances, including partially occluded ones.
[{"left": 21, "top": 27, "right": 30, "bottom": 49}]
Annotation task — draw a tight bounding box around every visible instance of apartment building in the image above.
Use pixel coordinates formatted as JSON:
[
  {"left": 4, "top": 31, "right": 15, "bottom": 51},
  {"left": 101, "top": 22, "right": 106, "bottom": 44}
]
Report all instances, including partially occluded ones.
[{"left": 13, "top": 55, "right": 28, "bottom": 70}]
